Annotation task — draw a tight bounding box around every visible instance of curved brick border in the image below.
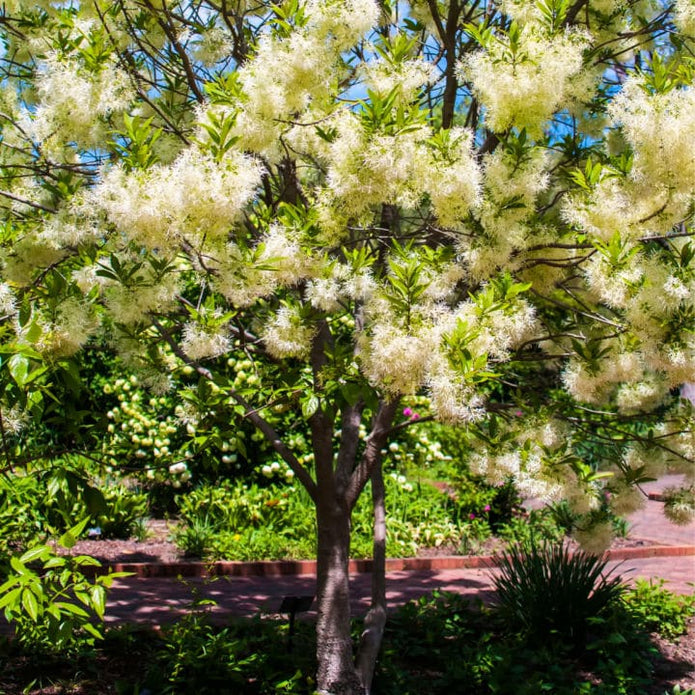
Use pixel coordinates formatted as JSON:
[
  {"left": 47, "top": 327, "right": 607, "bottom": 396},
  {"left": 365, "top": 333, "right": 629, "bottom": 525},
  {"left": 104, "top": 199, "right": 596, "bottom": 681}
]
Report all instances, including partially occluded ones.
[{"left": 101, "top": 544, "right": 695, "bottom": 579}]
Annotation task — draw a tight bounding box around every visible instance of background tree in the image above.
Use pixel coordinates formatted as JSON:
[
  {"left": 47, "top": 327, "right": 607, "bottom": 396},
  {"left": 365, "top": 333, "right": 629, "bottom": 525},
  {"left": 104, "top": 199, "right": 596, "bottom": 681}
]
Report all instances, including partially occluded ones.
[{"left": 1, "top": 0, "right": 695, "bottom": 692}]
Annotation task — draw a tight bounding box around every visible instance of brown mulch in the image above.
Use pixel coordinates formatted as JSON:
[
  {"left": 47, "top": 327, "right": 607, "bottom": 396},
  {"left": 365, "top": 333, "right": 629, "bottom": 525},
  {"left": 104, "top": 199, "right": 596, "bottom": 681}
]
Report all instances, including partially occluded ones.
[
  {"left": 647, "top": 616, "right": 695, "bottom": 693},
  {"left": 58, "top": 519, "right": 184, "bottom": 565}
]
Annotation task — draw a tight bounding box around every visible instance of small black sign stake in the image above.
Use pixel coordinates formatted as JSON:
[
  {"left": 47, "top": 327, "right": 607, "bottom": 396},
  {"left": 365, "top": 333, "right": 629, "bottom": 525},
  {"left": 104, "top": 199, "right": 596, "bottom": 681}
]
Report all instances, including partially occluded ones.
[{"left": 279, "top": 595, "right": 314, "bottom": 652}]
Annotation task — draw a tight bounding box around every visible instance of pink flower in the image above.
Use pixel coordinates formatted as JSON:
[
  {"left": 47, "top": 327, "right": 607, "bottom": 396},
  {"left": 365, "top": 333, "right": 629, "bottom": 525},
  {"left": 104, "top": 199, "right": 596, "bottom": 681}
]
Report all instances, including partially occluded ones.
[
  {"left": 484, "top": 504, "right": 491, "bottom": 512},
  {"left": 469, "top": 513, "right": 476, "bottom": 520},
  {"left": 411, "top": 413, "right": 420, "bottom": 420},
  {"left": 515, "top": 410, "right": 523, "bottom": 417},
  {"left": 402, "top": 407, "right": 413, "bottom": 417}
]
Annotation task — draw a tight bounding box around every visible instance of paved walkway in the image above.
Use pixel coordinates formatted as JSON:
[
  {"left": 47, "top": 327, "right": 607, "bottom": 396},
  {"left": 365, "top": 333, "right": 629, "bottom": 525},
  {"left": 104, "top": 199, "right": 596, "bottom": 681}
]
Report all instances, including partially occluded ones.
[{"left": 103, "top": 475, "right": 694, "bottom": 627}]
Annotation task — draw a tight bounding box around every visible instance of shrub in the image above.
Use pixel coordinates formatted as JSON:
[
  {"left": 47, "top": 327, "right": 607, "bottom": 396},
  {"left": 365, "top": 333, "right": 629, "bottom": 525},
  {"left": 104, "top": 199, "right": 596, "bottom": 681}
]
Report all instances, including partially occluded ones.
[
  {"left": 94, "top": 485, "right": 148, "bottom": 539},
  {"left": 622, "top": 578, "right": 695, "bottom": 640},
  {"left": 493, "top": 542, "right": 626, "bottom": 648},
  {"left": 0, "top": 519, "right": 129, "bottom": 656}
]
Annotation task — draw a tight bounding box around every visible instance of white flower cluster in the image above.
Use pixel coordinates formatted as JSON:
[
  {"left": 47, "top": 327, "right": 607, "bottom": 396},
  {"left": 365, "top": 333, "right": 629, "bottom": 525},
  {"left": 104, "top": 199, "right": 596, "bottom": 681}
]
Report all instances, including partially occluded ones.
[
  {"left": 181, "top": 323, "right": 231, "bottom": 361},
  {"left": 321, "top": 118, "right": 480, "bottom": 234},
  {"left": 663, "top": 485, "right": 695, "bottom": 525},
  {"left": 604, "top": 80, "right": 695, "bottom": 233},
  {"left": 358, "top": 322, "right": 433, "bottom": 396},
  {"left": 0, "top": 283, "right": 17, "bottom": 317},
  {"left": 24, "top": 53, "right": 133, "bottom": 154},
  {"left": 356, "top": 279, "right": 538, "bottom": 422},
  {"left": 460, "top": 26, "right": 587, "bottom": 137},
  {"left": 262, "top": 305, "right": 317, "bottom": 359},
  {"left": 469, "top": 440, "right": 566, "bottom": 503},
  {"left": 213, "top": 225, "right": 316, "bottom": 308},
  {"left": 304, "top": 260, "right": 378, "bottom": 313},
  {"left": 261, "top": 460, "right": 295, "bottom": 482},
  {"left": 193, "top": 25, "right": 234, "bottom": 66},
  {"left": 467, "top": 418, "right": 610, "bottom": 516},
  {"left": 674, "top": 0, "right": 695, "bottom": 36},
  {"left": 0, "top": 405, "right": 27, "bottom": 435},
  {"left": 561, "top": 350, "right": 657, "bottom": 408},
  {"left": 389, "top": 472, "right": 414, "bottom": 493},
  {"left": 15, "top": 297, "right": 98, "bottom": 358},
  {"left": 96, "top": 265, "right": 181, "bottom": 326},
  {"left": 361, "top": 53, "right": 439, "bottom": 99},
  {"left": 94, "top": 148, "right": 263, "bottom": 251},
  {"left": 223, "top": 0, "right": 379, "bottom": 158},
  {"left": 573, "top": 520, "right": 614, "bottom": 555},
  {"left": 563, "top": 178, "right": 665, "bottom": 243},
  {"left": 582, "top": 247, "right": 644, "bottom": 308}
]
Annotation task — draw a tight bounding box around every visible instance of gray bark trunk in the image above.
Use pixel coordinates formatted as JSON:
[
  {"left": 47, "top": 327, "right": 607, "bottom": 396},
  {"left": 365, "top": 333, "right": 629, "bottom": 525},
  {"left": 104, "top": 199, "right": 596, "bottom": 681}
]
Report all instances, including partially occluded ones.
[
  {"left": 356, "top": 463, "right": 387, "bottom": 694},
  {"left": 315, "top": 497, "right": 364, "bottom": 695}
]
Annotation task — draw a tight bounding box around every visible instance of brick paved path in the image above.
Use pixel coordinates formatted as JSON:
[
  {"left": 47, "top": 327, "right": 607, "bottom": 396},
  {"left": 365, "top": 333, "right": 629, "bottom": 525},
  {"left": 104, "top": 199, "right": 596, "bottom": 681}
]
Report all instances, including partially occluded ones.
[{"left": 103, "top": 475, "right": 694, "bottom": 626}]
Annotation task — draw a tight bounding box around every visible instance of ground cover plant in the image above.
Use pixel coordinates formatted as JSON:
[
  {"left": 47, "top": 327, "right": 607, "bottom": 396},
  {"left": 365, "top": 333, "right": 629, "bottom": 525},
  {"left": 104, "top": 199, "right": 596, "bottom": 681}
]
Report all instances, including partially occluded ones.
[
  {"left": 0, "top": 577, "right": 693, "bottom": 694},
  {"left": 3, "top": 0, "right": 695, "bottom": 691}
]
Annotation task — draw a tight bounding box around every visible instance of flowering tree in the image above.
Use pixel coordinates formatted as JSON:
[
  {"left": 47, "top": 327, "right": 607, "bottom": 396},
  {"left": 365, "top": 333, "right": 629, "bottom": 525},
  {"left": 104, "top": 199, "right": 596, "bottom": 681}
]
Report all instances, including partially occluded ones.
[{"left": 1, "top": 0, "right": 695, "bottom": 691}]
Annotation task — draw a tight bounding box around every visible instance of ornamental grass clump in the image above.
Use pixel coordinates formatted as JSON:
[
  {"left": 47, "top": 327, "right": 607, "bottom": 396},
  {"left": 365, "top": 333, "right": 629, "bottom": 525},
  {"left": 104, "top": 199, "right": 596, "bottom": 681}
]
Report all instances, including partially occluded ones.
[{"left": 493, "top": 542, "right": 626, "bottom": 649}]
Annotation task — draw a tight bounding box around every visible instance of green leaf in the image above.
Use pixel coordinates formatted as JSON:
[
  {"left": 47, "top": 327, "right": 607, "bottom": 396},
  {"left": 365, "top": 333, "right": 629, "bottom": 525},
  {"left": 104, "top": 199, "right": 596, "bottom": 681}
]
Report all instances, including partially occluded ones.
[
  {"left": 10, "top": 555, "right": 30, "bottom": 576},
  {"left": 82, "top": 485, "right": 107, "bottom": 516},
  {"left": 22, "top": 590, "right": 40, "bottom": 621},
  {"left": 301, "top": 395, "right": 319, "bottom": 419},
  {"left": 19, "top": 546, "right": 48, "bottom": 565},
  {"left": 8, "top": 353, "right": 30, "bottom": 387},
  {"left": 340, "top": 382, "right": 363, "bottom": 406},
  {"left": 58, "top": 517, "right": 91, "bottom": 550},
  {"left": 0, "top": 588, "right": 22, "bottom": 611},
  {"left": 43, "top": 556, "right": 67, "bottom": 569},
  {"left": 54, "top": 601, "right": 89, "bottom": 617},
  {"left": 90, "top": 585, "right": 106, "bottom": 617},
  {"left": 82, "top": 622, "right": 103, "bottom": 640}
]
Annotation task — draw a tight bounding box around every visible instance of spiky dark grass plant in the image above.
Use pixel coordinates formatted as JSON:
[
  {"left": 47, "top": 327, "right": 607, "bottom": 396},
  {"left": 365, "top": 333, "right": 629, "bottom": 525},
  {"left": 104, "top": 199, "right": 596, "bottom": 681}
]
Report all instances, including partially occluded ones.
[{"left": 493, "top": 542, "right": 626, "bottom": 649}]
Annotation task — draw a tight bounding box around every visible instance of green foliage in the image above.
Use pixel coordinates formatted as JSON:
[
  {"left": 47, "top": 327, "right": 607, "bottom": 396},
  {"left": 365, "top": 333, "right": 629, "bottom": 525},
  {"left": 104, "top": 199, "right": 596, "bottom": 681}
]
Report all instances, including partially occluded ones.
[
  {"left": 175, "top": 474, "right": 500, "bottom": 560},
  {"left": 2, "top": 579, "right": 691, "bottom": 693},
  {"left": 495, "top": 508, "right": 566, "bottom": 546},
  {"left": 622, "top": 578, "right": 695, "bottom": 641},
  {"left": 95, "top": 485, "right": 149, "bottom": 539},
  {"left": 0, "top": 519, "right": 129, "bottom": 656},
  {"left": 493, "top": 542, "right": 626, "bottom": 648},
  {"left": 0, "top": 462, "right": 149, "bottom": 558},
  {"left": 174, "top": 467, "right": 571, "bottom": 561},
  {"left": 142, "top": 593, "right": 317, "bottom": 694},
  {"left": 174, "top": 480, "right": 317, "bottom": 560},
  {"left": 373, "top": 588, "right": 660, "bottom": 695},
  {"left": 154, "top": 592, "right": 260, "bottom": 693}
]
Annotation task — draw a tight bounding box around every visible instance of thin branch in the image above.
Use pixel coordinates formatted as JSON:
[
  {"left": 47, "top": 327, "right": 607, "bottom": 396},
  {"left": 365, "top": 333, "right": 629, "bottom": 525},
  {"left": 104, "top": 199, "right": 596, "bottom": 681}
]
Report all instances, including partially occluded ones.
[{"left": 152, "top": 318, "right": 318, "bottom": 500}]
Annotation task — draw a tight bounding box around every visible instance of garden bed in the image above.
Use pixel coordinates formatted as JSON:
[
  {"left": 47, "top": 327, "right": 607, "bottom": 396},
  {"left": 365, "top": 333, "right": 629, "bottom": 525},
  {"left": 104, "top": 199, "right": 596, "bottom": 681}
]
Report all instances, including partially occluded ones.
[{"left": 60, "top": 517, "right": 663, "bottom": 567}]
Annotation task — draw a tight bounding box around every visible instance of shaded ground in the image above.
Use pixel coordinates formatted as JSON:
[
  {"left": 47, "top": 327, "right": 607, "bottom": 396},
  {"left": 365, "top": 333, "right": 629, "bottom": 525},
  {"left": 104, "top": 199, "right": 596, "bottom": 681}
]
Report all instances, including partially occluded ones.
[{"left": 7, "top": 475, "right": 692, "bottom": 693}]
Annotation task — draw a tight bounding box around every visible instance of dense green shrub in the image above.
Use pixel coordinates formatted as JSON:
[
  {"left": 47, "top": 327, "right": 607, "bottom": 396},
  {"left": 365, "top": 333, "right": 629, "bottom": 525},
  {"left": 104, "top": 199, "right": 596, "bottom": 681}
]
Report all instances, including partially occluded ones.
[
  {"left": 492, "top": 542, "right": 626, "bottom": 648},
  {"left": 373, "top": 588, "right": 661, "bottom": 695},
  {"left": 0, "top": 520, "right": 129, "bottom": 656},
  {"left": 174, "top": 472, "right": 571, "bottom": 561},
  {"left": 622, "top": 578, "right": 695, "bottom": 640}
]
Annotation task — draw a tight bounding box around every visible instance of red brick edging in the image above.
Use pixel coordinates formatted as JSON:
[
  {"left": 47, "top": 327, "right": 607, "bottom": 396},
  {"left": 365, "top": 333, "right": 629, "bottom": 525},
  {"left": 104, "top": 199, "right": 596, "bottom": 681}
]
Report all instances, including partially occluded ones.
[{"left": 102, "top": 545, "right": 695, "bottom": 579}]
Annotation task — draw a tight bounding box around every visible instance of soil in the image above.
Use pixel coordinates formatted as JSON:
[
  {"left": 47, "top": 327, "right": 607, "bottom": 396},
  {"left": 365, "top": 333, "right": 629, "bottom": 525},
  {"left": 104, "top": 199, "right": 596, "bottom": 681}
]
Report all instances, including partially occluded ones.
[
  {"left": 648, "top": 616, "right": 695, "bottom": 693},
  {"left": 59, "top": 519, "right": 184, "bottom": 565}
]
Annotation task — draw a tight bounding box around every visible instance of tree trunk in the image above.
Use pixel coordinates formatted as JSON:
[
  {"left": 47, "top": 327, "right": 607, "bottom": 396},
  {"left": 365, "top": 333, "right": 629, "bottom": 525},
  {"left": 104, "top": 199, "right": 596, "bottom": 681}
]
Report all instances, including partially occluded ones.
[
  {"left": 356, "top": 463, "right": 387, "bottom": 694},
  {"left": 315, "top": 495, "right": 363, "bottom": 695}
]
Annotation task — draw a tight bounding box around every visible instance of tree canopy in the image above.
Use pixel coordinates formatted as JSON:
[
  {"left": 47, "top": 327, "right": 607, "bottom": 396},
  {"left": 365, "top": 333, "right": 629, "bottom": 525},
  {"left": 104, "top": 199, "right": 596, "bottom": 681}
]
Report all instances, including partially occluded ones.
[{"left": 1, "top": 0, "right": 695, "bottom": 692}]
